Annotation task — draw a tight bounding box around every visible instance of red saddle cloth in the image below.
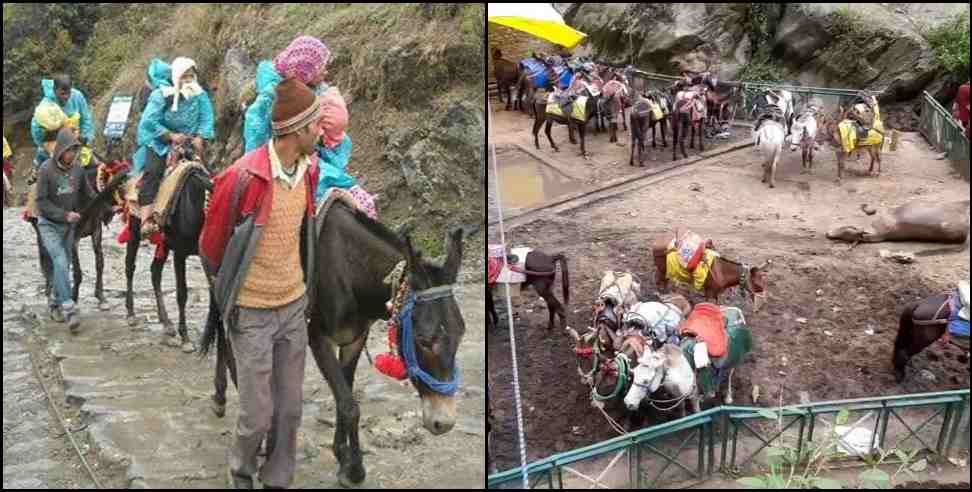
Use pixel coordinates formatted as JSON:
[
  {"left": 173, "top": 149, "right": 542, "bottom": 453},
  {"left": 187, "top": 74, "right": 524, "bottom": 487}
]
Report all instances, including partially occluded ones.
[
  {"left": 488, "top": 257, "right": 503, "bottom": 285},
  {"left": 679, "top": 303, "right": 728, "bottom": 359}
]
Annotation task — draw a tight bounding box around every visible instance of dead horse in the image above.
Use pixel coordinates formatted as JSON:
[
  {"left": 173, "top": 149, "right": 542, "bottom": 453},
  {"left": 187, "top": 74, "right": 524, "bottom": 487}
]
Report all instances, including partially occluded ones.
[{"left": 826, "top": 201, "right": 970, "bottom": 247}]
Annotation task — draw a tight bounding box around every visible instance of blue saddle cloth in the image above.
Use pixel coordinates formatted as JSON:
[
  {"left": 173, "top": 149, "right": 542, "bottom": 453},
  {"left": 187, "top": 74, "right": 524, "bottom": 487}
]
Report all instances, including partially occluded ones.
[{"left": 520, "top": 59, "right": 548, "bottom": 89}]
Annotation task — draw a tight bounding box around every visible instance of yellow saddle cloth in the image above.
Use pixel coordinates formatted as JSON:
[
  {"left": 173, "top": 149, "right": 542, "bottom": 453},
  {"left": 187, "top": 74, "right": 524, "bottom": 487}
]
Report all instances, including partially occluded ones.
[
  {"left": 546, "top": 94, "right": 589, "bottom": 121},
  {"left": 666, "top": 249, "right": 719, "bottom": 292},
  {"left": 837, "top": 105, "right": 884, "bottom": 154}
]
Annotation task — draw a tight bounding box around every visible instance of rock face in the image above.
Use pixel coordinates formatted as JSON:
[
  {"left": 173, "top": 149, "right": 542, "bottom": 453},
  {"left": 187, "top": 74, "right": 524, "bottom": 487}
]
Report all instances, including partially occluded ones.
[
  {"left": 385, "top": 101, "right": 484, "bottom": 206},
  {"left": 558, "top": 3, "right": 967, "bottom": 103},
  {"left": 210, "top": 48, "right": 254, "bottom": 167},
  {"left": 565, "top": 3, "right": 754, "bottom": 79},
  {"left": 488, "top": 24, "right": 562, "bottom": 80}
]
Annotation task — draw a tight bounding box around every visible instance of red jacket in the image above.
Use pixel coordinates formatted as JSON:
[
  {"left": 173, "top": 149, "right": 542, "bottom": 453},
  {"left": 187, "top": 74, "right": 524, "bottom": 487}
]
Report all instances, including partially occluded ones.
[{"left": 200, "top": 144, "right": 319, "bottom": 319}]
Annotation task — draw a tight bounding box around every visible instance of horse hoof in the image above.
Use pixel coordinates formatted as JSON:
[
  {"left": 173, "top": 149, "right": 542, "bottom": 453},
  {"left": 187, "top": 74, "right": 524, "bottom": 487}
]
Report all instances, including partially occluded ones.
[
  {"left": 181, "top": 341, "right": 195, "bottom": 354},
  {"left": 211, "top": 401, "right": 226, "bottom": 418},
  {"left": 163, "top": 335, "right": 181, "bottom": 348},
  {"left": 338, "top": 464, "right": 367, "bottom": 488},
  {"left": 127, "top": 316, "right": 140, "bottom": 328}
]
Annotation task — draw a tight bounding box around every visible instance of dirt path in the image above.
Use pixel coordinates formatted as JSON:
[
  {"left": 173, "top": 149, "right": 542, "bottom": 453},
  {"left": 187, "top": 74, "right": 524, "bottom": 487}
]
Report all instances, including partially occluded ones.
[
  {"left": 3, "top": 208, "right": 485, "bottom": 489},
  {"left": 488, "top": 126, "right": 970, "bottom": 472}
]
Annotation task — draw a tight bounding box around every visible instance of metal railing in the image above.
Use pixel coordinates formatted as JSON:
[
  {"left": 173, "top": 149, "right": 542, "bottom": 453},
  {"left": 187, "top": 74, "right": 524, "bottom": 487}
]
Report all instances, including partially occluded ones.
[
  {"left": 919, "top": 91, "right": 970, "bottom": 181},
  {"left": 488, "top": 389, "right": 970, "bottom": 489}
]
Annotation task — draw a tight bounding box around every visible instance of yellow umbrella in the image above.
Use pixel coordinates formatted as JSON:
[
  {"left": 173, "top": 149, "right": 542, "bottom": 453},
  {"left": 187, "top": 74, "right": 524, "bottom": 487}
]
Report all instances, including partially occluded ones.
[{"left": 487, "top": 3, "right": 587, "bottom": 49}]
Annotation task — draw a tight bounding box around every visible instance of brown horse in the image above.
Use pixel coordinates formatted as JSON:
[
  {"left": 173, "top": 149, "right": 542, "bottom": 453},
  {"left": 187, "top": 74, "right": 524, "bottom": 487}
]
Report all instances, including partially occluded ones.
[
  {"left": 705, "top": 80, "right": 739, "bottom": 129},
  {"left": 892, "top": 293, "right": 969, "bottom": 382},
  {"left": 819, "top": 102, "right": 885, "bottom": 183},
  {"left": 651, "top": 237, "right": 769, "bottom": 305},
  {"left": 493, "top": 49, "right": 520, "bottom": 111},
  {"left": 487, "top": 250, "right": 570, "bottom": 332},
  {"left": 671, "top": 85, "right": 709, "bottom": 161}
]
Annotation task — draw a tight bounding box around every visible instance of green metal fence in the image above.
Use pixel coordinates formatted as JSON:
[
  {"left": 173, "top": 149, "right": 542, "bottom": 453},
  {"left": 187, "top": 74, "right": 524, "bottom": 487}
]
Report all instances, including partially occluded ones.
[
  {"left": 919, "top": 91, "right": 970, "bottom": 181},
  {"left": 488, "top": 389, "right": 970, "bottom": 489}
]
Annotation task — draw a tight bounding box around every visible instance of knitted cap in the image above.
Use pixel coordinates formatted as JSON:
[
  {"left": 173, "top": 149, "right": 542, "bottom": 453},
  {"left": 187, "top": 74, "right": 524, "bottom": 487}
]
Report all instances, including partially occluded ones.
[
  {"left": 272, "top": 78, "right": 322, "bottom": 136},
  {"left": 317, "top": 87, "right": 348, "bottom": 148}
]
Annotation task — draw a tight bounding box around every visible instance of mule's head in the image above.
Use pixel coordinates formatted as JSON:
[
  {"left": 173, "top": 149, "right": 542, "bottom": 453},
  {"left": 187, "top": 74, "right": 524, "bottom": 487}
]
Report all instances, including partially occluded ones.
[
  {"left": 826, "top": 226, "right": 866, "bottom": 243},
  {"left": 748, "top": 260, "right": 771, "bottom": 310},
  {"left": 625, "top": 350, "right": 664, "bottom": 411},
  {"left": 399, "top": 226, "right": 470, "bottom": 435}
]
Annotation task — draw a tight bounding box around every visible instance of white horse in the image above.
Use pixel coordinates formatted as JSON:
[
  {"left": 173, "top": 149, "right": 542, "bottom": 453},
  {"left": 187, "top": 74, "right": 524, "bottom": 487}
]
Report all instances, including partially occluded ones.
[
  {"left": 754, "top": 119, "right": 786, "bottom": 188},
  {"left": 788, "top": 105, "right": 819, "bottom": 174},
  {"left": 624, "top": 345, "right": 700, "bottom": 417}
]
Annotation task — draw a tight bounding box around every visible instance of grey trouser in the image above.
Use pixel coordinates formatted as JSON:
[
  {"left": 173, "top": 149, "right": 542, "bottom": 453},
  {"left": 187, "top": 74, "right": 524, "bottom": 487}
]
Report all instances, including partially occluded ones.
[{"left": 229, "top": 294, "right": 308, "bottom": 488}]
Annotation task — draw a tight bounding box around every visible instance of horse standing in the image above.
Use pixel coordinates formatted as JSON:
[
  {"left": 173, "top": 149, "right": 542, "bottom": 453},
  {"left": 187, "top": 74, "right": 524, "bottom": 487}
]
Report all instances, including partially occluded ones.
[
  {"left": 651, "top": 236, "right": 769, "bottom": 306},
  {"left": 753, "top": 118, "right": 786, "bottom": 188},
  {"left": 487, "top": 250, "right": 570, "bottom": 332},
  {"left": 125, "top": 143, "right": 212, "bottom": 352},
  {"left": 629, "top": 92, "right": 671, "bottom": 167},
  {"left": 820, "top": 98, "right": 885, "bottom": 183},
  {"left": 788, "top": 106, "right": 819, "bottom": 174},
  {"left": 671, "top": 85, "right": 709, "bottom": 161},
  {"left": 532, "top": 91, "right": 599, "bottom": 159},
  {"left": 492, "top": 49, "right": 520, "bottom": 111}
]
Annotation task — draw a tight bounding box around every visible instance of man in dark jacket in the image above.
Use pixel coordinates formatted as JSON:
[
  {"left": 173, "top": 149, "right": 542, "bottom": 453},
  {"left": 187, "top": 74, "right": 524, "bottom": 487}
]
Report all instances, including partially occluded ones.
[
  {"left": 200, "top": 78, "right": 321, "bottom": 490},
  {"left": 35, "top": 126, "right": 83, "bottom": 331}
]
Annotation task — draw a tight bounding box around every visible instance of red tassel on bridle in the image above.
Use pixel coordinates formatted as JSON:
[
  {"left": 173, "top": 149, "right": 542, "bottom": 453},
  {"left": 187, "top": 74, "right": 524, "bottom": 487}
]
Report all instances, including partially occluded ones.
[{"left": 375, "top": 321, "right": 407, "bottom": 380}]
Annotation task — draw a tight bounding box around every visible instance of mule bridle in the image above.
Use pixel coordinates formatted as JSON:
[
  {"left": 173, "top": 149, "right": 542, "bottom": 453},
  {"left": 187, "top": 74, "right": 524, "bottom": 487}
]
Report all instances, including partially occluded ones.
[{"left": 391, "top": 274, "right": 461, "bottom": 396}]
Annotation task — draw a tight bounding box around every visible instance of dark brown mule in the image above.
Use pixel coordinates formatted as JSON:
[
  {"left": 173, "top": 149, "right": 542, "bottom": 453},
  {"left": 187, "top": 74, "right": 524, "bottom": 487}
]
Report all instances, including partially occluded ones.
[
  {"left": 650, "top": 237, "right": 769, "bottom": 305},
  {"left": 705, "top": 81, "right": 739, "bottom": 129},
  {"left": 892, "top": 293, "right": 969, "bottom": 382},
  {"left": 629, "top": 93, "right": 670, "bottom": 167},
  {"left": 602, "top": 74, "right": 632, "bottom": 144},
  {"left": 493, "top": 49, "right": 520, "bottom": 111},
  {"left": 487, "top": 251, "right": 570, "bottom": 332},
  {"left": 532, "top": 95, "right": 599, "bottom": 159}
]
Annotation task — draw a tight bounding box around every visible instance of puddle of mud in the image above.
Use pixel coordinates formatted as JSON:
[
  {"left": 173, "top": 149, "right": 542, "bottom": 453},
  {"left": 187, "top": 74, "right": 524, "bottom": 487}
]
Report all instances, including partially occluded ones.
[{"left": 491, "top": 148, "right": 579, "bottom": 214}]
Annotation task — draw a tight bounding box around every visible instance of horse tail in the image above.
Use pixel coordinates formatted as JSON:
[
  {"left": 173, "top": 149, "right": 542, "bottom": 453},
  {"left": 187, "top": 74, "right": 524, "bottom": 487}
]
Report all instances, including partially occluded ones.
[
  {"left": 199, "top": 293, "right": 222, "bottom": 358},
  {"left": 553, "top": 253, "right": 570, "bottom": 307},
  {"left": 892, "top": 302, "right": 917, "bottom": 382}
]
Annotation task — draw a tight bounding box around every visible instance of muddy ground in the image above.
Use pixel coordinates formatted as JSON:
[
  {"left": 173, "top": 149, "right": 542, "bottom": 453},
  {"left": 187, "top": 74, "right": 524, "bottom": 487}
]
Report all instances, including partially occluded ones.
[
  {"left": 3, "top": 206, "right": 485, "bottom": 489},
  {"left": 487, "top": 113, "right": 971, "bottom": 474}
]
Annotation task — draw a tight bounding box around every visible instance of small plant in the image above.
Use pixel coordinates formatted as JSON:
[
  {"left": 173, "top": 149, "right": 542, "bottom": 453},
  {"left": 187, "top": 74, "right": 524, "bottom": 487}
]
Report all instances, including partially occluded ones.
[{"left": 738, "top": 404, "right": 925, "bottom": 490}]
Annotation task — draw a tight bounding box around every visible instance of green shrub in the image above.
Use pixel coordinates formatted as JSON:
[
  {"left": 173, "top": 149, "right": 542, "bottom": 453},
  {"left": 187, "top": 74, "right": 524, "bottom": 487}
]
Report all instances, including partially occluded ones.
[{"left": 923, "top": 10, "right": 971, "bottom": 81}]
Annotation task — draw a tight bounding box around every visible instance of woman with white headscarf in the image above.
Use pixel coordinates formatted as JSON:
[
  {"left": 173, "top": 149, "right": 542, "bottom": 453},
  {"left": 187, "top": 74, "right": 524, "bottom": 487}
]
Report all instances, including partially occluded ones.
[{"left": 134, "top": 56, "right": 215, "bottom": 237}]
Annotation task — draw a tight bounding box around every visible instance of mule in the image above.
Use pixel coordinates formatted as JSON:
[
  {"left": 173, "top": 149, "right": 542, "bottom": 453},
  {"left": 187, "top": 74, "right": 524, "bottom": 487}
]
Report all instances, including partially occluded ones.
[
  {"left": 788, "top": 106, "right": 819, "bottom": 175},
  {"left": 629, "top": 92, "right": 671, "bottom": 167},
  {"left": 532, "top": 94, "right": 599, "bottom": 159},
  {"left": 819, "top": 100, "right": 885, "bottom": 183},
  {"left": 651, "top": 236, "right": 769, "bottom": 306},
  {"left": 202, "top": 205, "right": 475, "bottom": 487},
  {"left": 493, "top": 49, "right": 520, "bottom": 111},
  {"left": 624, "top": 346, "right": 701, "bottom": 417},
  {"left": 892, "top": 292, "right": 969, "bottom": 382},
  {"left": 671, "top": 85, "right": 709, "bottom": 161},
  {"left": 125, "top": 143, "right": 212, "bottom": 352},
  {"left": 487, "top": 250, "right": 570, "bottom": 332}
]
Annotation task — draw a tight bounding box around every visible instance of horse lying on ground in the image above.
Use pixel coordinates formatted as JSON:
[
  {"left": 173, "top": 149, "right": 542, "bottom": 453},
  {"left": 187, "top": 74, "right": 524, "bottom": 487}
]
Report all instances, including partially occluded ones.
[{"left": 826, "top": 201, "right": 970, "bottom": 246}]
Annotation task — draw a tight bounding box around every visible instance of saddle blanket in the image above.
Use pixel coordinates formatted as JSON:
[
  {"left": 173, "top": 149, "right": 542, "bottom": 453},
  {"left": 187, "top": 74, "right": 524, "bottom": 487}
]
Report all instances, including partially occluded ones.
[
  {"left": 949, "top": 317, "right": 970, "bottom": 338},
  {"left": 547, "top": 94, "right": 589, "bottom": 121},
  {"left": 668, "top": 230, "right": 708, "bottom": 271},
  {"left": 598, "top": 271, "right": 641, "bottom": 309},
  {"left": 838, "top": 104, "right": 884, "bottom": 153},
  {"left": 666, "top": 249, "right": 718, "bottom": 292},
  {"left": 520, "top": 58, "right": 548, "bottom": 88},
  {"left": 153, "top": 161, "right": 208, "bottom": 230},
  {"left": 680, "top": 303, "right": 728, "bottom": 359},
  {"left": 487, "top": 247, "right": 531, "bottom": 284},
  {"left": 626, "top": 301, "right": 683, "bottom": 344}
]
